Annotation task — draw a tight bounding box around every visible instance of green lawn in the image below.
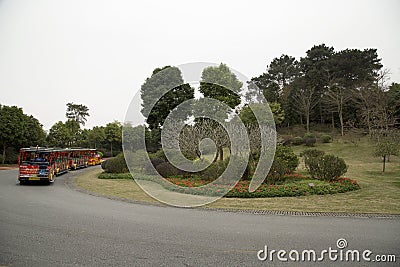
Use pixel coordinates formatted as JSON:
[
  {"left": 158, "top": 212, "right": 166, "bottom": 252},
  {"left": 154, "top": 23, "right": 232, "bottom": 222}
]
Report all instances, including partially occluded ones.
[{"left": 75, "top": 136, "right": 400, "bottom": 214}]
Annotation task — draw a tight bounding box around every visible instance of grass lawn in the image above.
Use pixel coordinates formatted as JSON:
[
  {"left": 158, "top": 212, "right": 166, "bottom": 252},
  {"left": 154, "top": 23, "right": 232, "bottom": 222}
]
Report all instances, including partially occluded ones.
[{"left": 75, "top": 136, "right": 400, "bottom": 214}]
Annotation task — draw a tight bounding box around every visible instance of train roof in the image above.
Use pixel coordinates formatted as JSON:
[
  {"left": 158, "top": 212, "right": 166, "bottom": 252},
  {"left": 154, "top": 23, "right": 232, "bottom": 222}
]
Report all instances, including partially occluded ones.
[
  {"left": 20, "top": 147, "right": 96, "bottom": 152},
  {"left": 20, "top": 147, "right": 53, "bottom": 152}
]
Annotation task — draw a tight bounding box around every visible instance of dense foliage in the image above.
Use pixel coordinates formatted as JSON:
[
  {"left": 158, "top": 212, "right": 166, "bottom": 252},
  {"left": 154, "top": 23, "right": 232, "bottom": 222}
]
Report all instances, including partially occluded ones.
[
  {"left": 0, "top": 104, "right": 46, "bottom": 164},
  {"left": 301, "top": 149, "right": 348, "bottom": 181},
  {"left": 102, "top": 153, "right": 128, "bottom": 173}
]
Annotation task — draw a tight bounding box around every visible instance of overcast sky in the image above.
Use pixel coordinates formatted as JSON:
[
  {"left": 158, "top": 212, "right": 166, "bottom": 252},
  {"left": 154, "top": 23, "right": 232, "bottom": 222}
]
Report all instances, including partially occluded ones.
[{"left": 0, "top": 0, "right": 399, "bottom": 131}]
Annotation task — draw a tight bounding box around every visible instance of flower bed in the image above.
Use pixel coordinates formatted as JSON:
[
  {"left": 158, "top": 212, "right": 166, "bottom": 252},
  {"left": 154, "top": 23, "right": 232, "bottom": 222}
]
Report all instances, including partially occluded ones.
[
  {"left": 98, "top": 172, "right": 360, "bottom": 198},
  {"left": 163, "top": 175, "right": 360, "bottom": 198}
]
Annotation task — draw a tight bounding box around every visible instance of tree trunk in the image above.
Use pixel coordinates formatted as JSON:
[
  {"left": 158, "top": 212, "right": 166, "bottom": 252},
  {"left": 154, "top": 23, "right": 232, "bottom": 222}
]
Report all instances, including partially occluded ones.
[
  {"left": 219, "top": 147, "right": 224, "bottom": 161},
  {"left": 382, "top": 155, "right": 386, "bottom": 173},
  {"left": 306, "top": 111, "right": 310, "bottom": 132},
  {"left": 2, "top": 143, "right": 6, "bottom": 164},
  {"left": 367, "top": 110, "right": 371, "bottom": 137},
  {"left": 319, "top": 101, "right": 324, "bottom": 124},
  {"left": 331, "top": 112, "right": 335, "bottom": 129},
  {"left": 339, "top": 96, "right": 345, "bottom": 136},
  {"left": 339, "top": 109, "right": 344, "bottom": 136},
  {"left": 213, "top": 150, "right": 219, "bottom": 163}
]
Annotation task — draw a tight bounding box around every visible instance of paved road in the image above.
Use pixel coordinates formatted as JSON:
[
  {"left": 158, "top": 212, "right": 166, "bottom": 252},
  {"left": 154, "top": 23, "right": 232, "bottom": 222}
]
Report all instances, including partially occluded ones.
[{"left": 0, "top": 167, "right": 399, "bottom": 266}]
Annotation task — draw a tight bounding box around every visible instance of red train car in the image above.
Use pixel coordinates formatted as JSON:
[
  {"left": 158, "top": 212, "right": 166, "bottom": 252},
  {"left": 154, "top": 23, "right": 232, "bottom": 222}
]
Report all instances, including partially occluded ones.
[{"left": 18, "top": 147, "right": 56, "bottom": 184}]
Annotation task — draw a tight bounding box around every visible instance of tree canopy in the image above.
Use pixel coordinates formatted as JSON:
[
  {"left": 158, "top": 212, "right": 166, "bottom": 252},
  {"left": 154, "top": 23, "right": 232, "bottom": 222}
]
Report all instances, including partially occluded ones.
[
  {"left": 66, "top": 103, "right": 89, "bottom": 126},
  {"left": 0, "top": 104, "right": 45, "bottom": 163},
  {"left": 141, "top": 66, "right": 194, "bottom": 130}
]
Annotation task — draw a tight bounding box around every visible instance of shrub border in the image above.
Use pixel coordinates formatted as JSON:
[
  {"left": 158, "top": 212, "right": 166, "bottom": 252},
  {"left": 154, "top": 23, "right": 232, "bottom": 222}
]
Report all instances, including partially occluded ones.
[{"left": 98, "top": 172, "right": 361, "bottom": 198}]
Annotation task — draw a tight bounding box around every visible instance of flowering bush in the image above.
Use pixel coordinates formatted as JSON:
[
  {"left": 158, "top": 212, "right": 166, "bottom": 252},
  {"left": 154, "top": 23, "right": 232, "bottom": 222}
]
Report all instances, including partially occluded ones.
[{"left": 159, "top": 174, "right": 360, "bottom": 198}]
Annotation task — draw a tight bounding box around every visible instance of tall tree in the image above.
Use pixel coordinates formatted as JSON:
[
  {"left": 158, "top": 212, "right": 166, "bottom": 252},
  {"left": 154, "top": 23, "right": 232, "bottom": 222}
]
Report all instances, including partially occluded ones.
[
  {"left": 141, "top": 66, "right": 194, "bottom": 130},
  {"left": 24, "top": 115, "right": 46, "bottom": 147},
  {"left": 0, "top": 105, "right": 45, "bottom": 163},
  {"left": 47, "top": 121, "right": 71, "bottom": 147},
  {"left": 324, "top": 48, "right": 383, "bottom": 135},
  {"left": 66, "top": 103, "right": 89, "bottom": 126},
  {"left": 290, "top": 77, "right": 318, "bottom": 132},
  {"left": 140, "top": 66, "right": 194, "bottom": 152},
  {"left": 199, "top": 63, "right": 243, "bottom": 109},
  {"left": 300, "top": 44, "right": 335, "bottom": 125},
  {"left": 65, "top": 119, "right": 81, "bottom": 146},
  {"left": 104, "top": 121, "right": 122, "bottom": 156},
  {"left": 387, "top": 82, "right": 400, "bottom": 127},
  {"left": 88, "top": 126, "right": 106, "bottom": 149},
  {"left": 248, "top": 55, "right": 299, "bottom": 104},
  {"left": 123, "top": 124, "right": 146, "bottom": 152},
  {"left": 199, "top": 63, "right": 243, "bottom": 160},
  {"left": 239, "top": 102, "right": 285, "bottom": 126}
]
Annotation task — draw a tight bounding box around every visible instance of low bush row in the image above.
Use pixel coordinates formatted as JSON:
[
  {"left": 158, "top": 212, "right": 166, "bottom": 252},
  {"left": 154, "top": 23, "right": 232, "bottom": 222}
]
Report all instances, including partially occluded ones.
[
  {"left": 162, "top": 176, "right": 360, "bottom": 198},
  {"left": 289, "top": 133, "right": 333, "bottom": 146}
]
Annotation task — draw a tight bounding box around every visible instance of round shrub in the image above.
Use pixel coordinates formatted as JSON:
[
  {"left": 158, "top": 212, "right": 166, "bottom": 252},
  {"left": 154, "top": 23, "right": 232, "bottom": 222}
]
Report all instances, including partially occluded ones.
[
  {"left": 301, "top": 149, "right": 325, "bottom": 179},
  {"left": 144, "top": 157, "right": 165, "bottom": 174},
  {"left": 150, "top": 158, "right": 165, "bottom": 168},
  {"left": 304, "top": 137, "right": 317, "bottom": 146},
  {"left": 292, "top": 136, "right": 304, "bottom": 145},
  {"left": 149, "top": 149, "right": 167, "bottom": 161},
  {"left": 279, "top": 135, "right": 293, "bottom": 146},
  {"left": 103, "top": 153, "right": 128, "bottom": 173},
  {"left": 300, "top": 149, "right": 325, "bottom": 163},
  {"left": 101, "top": 160, "right": 107, "bottom": 170},
  {"left": 201, "top": 160, "right": 228, "bottom": 181},
  {"left": 155, "top": 162, "right": 180, "bottom": 177},
  {"left": 320, "top": 134, "right": 332, "bottom": 143},
  {"left": 304, "top": 132, "right": 315, "bottom": 139},
  {"left": 275, "top": 145, "right": 299, "bottom": 173},
  {"left": 307, "top": 154, "right": 348, "bottom": 181},
  {"left": 267, "top": 157, "right": 289, "bottom": 183},
  {"left": 124, "top": 149, "right": 148, "bottom": 172}
]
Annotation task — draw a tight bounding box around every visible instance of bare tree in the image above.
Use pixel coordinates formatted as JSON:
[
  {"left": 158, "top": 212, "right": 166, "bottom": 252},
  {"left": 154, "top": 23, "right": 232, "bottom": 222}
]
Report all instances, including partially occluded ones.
[
  {"left": 324, "top": 83, "right": 350, "bottom": 136},
  {"left": 175, "top": 120, "right": 230, "bottom": 162},
  {"left": 352, "top": 69, "right": 395, "bottom": 135},
  {"left": 291, "top": 85, "right": 318, "bottom": 132}
]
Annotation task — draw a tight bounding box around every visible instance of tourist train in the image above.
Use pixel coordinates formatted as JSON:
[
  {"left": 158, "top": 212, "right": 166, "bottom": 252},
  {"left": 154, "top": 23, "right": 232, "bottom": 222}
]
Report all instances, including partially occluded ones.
[{"left": 18, "top": 147, "right": 102, "bottom": 184}]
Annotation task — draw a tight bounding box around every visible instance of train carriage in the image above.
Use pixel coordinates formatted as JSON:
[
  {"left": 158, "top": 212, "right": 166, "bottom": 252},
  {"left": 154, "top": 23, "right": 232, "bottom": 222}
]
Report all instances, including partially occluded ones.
[
  {"left": 53, "top": 148, "right": 70, "bottom": 176},
  {"left": 18, "top": 147, "right": 56, "bottom": 184},
  {"left": 68, "top": 148, "right": 91, "bottom": 170},
  {"left": 87, "top": 149, "right": 103, "bottom": 166}
]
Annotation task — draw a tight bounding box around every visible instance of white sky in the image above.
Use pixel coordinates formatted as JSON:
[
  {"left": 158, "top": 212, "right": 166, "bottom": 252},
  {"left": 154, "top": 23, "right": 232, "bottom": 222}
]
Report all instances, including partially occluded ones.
[{"left": 0, "top": 0, "right": 399, "bottom": 131}]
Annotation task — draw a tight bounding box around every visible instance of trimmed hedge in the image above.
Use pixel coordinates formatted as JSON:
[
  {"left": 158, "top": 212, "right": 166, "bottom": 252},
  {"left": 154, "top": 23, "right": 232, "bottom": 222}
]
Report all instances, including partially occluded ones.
[
  {"left": 98, "top": 172, "right": 360, "bottom": 198},
  {"left": 102, "top": 153, "right": 128, "bottom": 173},
  {"left": 98, "top": 172, "right": 132, "bottom": 179}
]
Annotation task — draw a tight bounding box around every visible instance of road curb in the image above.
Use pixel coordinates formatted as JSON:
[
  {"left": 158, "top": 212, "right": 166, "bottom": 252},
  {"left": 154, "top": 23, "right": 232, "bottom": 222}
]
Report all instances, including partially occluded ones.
[{"left": 67, "top": 168, "right": 400, "bottom": 219}]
